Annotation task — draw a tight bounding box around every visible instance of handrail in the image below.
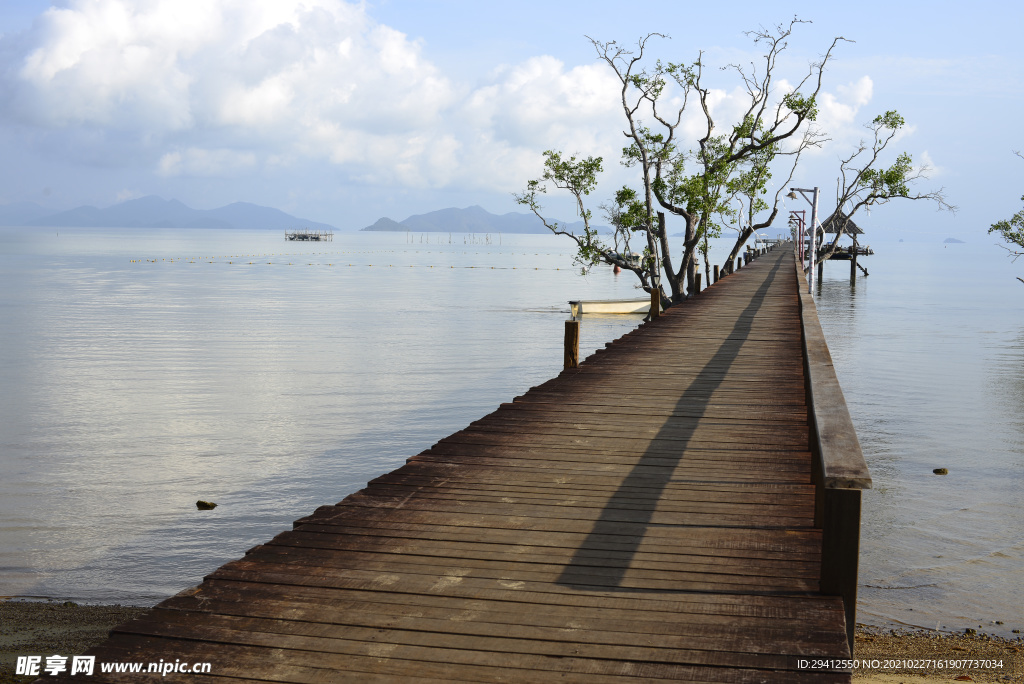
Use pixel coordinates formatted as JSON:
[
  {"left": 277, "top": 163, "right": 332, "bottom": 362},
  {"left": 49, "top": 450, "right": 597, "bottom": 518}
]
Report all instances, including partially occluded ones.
[
  {"left": 793, "top": 243, "right": 871, "bottom": 653},
  {"left": 795, "top": 251, "right": 873, "bottom": 490}
]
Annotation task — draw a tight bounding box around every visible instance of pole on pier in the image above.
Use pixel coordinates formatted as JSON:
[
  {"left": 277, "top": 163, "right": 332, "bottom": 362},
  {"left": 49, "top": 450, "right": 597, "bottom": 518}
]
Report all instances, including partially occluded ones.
[
  {"left": 713, "top": 265, "right": 720, "bottom": 284},
  {"left": 810, "top": 189, "right": 819, "bottom": 296},
  {"left": 693, "top": 272, "right": 702, "bottom": 295},
  {"left": 564, "top": 320, "right": 580, "bottom": 370},
  {"left": 851, "top": 234, "right": 859, "bottom": 284},
  {"left": 650, "top": 287, "right": 661, "bottom": 319},
  {"left": 788, "top": 188, "right": 819, "bottom": 294}
]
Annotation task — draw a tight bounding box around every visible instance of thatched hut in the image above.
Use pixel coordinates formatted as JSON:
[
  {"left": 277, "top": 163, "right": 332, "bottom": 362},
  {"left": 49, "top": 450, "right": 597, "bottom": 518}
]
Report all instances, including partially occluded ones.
[{"left": 809, "top": 212, "right": 872, "bottom": 260}]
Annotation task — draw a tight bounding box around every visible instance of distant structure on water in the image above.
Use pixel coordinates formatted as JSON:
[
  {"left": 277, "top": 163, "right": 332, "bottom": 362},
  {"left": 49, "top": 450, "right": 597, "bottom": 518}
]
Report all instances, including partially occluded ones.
[
  {"left": 817, "top": 213, "right": 873, "bottom": 260},
  {"left": 285, "top": 230, "right": 333, "bottom": 241}
]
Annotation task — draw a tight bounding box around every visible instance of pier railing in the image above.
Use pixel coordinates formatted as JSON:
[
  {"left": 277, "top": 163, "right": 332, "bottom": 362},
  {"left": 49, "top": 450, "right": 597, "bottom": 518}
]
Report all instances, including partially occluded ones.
[{"left": 795, "top": 249, "right": 873, "bottom": 650}]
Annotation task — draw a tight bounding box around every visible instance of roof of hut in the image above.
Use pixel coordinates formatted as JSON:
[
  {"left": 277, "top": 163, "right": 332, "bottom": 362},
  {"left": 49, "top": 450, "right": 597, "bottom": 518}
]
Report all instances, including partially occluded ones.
[{"left": 816, "top": 212, "right": 864, "bottom": 235}]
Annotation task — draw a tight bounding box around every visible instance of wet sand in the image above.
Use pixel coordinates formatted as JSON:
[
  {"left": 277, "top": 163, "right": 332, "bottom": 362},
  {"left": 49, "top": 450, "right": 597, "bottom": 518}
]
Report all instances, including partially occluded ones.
[
  {"left": 1, "top": 601, "right": 1021, "bottom": 682},
  {"left": 1, "top": 602, "right": 146, "bottom": 683},
  {"left": 853, "top": 626, "right": 1022, "bottom": 683}
]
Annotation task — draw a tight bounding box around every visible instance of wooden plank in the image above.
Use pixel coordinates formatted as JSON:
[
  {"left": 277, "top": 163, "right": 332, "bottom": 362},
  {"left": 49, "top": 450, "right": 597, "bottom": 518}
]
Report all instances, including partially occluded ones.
[{"left": 80, "top": 633, "right": 851, "bottom": 683}]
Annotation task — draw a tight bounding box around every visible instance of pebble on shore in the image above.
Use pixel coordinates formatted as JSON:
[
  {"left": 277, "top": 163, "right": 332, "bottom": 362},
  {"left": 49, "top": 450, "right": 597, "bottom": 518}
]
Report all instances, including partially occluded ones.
[{"left": 0, "top": 601, "right": 148, "bottom": 684}]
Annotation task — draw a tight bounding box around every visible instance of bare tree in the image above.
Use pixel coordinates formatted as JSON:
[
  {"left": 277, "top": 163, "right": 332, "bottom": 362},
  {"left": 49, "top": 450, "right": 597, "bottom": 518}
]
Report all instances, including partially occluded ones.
[
  {"left": 516, "top": 20, "right": 843, "bottom": 309},
  {"left": 815, "top": 111, "right": 955, "bottom": 266}
]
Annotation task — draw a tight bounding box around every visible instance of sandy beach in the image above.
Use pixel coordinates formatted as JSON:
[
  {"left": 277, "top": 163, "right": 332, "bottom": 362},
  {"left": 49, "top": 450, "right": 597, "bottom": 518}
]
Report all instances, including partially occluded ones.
[
  {"left": 1, "top": 601, "right": 1020, "bottom": 682},
  {"left": 1, "top": 602, "right": 146, "bottom": 683}
]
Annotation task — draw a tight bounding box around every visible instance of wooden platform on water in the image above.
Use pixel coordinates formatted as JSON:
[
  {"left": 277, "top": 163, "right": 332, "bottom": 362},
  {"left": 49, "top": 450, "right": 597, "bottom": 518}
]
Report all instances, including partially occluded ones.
[
  {"left": 59, "top": 246, "right": 869, "bottom": 682},
  {"left": 285, "top": 230, "right": 333, "bottom": 241}
]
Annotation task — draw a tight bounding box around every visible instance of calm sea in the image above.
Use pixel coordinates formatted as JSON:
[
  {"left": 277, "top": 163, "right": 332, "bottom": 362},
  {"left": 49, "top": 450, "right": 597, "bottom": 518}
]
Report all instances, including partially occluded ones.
[{"left": 1, "top": 227, "right": 1021, "bottom": 638}]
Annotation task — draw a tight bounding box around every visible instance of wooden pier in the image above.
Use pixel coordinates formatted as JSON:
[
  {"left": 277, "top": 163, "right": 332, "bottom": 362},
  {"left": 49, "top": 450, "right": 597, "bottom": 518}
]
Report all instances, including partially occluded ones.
[{"left": 60, "top": 245, "right": 870, "bottom": 682}]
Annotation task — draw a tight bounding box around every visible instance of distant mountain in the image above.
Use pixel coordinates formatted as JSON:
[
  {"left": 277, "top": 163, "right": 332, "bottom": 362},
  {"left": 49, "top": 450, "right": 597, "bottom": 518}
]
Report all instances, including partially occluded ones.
[
  {"left": 363, "top": 217, "right": 406, "bottom": 231},
  {"left": 943, "top": 237, "right": 965, "bottom": 244},
  {"left": 0, "top": 201, "right": 52, "bottom": 226},
  {"left": 205, "top": 202, "right": 334, "bottom": 231},
  {"left": 361, "top": 205, "right": 610, "bottom": 234},
  {"left": 21, "top": 195, "right": 335, "bottom": 231}
]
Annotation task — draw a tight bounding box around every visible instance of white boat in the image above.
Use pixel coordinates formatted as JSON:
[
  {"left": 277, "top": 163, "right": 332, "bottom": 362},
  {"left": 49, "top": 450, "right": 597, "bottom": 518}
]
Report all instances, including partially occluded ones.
[{"left": 569, "top": 298, "right": 658, "bottom": 318}]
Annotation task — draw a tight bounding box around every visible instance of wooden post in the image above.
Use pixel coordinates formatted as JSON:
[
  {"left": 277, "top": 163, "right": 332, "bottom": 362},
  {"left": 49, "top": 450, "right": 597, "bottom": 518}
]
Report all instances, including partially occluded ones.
[
  {"left": 713, "top": 265, "right": 720, "bottom": 283},
  {"left": 650, "top": 288, "right": 660, "bottom": 319},
  {"left": 693, "top": 272, "right": 702, "bottom": 294},
  {"left": 820, "top": 488, "right": 862, "bottom": 652},
  {"left": 564, "top": 320, "right": 580, "bottom": 369},
  {"left": 851, "top": 235, "right": 858, "bottom": 283}
]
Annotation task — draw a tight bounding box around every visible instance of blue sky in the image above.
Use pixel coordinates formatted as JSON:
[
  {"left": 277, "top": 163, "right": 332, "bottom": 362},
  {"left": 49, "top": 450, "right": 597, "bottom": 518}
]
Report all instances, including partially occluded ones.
[{"left": 0, "top": 0, "right": 1021, "bottom": 240}]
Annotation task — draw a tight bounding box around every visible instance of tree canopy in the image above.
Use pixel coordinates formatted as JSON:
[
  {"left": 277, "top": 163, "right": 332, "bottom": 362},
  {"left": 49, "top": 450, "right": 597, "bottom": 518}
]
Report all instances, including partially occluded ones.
[
  {"left": 516, "top": 20, "right": 841, "bottom": 308},
  {"left": 815, "top": 110, "right": 953, "bottom": 264},
  {"left": 517, "top": 21, "right": 955, "bottom": 304}
]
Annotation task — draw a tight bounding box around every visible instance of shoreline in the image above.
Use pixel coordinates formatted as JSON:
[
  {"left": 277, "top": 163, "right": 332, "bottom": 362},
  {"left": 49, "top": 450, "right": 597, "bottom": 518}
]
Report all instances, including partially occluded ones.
[{"left": 1, "top": 601, "right": 1020, "bottom": 683}]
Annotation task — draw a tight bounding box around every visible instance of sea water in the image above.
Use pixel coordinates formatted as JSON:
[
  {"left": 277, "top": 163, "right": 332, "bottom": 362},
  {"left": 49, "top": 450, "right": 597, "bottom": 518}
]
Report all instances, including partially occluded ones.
[
  {"left": 814, "top": 240, "right": 1024, "bottom": 637},
  {"left": 0, "top": 228, "right": 648, "bottom": 604},
  {"left": 0, "top": 228, "right": 1021, "bottom": 638}
]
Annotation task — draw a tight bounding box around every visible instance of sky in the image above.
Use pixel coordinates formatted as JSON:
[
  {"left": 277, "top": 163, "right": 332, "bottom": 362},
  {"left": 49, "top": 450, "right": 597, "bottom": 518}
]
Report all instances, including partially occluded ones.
[{"left": 0, "top": 0, "right": 1021, "bottom": 239}]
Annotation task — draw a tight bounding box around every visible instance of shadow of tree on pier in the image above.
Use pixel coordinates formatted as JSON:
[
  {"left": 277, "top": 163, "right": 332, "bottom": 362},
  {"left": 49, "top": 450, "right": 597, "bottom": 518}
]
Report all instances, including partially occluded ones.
[{"left": 556, "top": 255, "right": 788, "bottom": 591}]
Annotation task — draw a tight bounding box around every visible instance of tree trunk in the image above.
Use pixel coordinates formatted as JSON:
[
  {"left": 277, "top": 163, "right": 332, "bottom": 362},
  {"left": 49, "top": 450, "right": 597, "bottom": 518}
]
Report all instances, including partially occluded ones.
[{"left": 685, "top": 217, "right": 697, "bottom": 297}]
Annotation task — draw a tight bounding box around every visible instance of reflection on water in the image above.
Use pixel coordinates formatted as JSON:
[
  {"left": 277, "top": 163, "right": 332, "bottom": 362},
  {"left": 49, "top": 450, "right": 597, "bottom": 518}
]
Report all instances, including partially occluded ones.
[
  {"left": 813, "top": 242, "right": 1024, "bottom": 637},
  {"left": 2, "top": 230, "right": 1021, "bottom": 638},
  {"left": 0, "top": 228, "right": 654, "bottom": 604}
]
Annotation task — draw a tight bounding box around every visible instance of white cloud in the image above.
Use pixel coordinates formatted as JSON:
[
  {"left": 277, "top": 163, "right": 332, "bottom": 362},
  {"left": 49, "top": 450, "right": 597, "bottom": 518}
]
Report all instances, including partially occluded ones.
[
  {"left": 916, "top": 150, "right": 943, "bottom": 178},
  {"left": 157, "top": 147, "right": 257, "bottom": 176},
  {"left": 2, "top": 0, "right": 459, "bottom": 181},
  {"left": 815, "top": 76, "right": 875, "bottom": 142},
  {"left": 0, "top": 1, "right": 887, "bottom": 200}
]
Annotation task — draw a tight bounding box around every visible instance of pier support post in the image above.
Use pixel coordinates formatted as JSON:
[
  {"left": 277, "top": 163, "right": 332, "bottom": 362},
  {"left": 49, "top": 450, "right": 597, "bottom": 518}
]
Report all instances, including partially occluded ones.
[
  {"left": 564, "top": 320, "right": 580, "bottom": 369},
  {"left": 693, "top": 273, "right": 702, "bottom": 295},
  {"left": 650, "top": 288, "right": 661, "bottom": 319},
  {"left": 821, "top": 488, "right": 862, "bottom": 652},
  {"left": 713, "top": 265, "right": 720, "bottom": 283},
  {"left": 851, "top": 237, "right": 858, "bottom": 285}
]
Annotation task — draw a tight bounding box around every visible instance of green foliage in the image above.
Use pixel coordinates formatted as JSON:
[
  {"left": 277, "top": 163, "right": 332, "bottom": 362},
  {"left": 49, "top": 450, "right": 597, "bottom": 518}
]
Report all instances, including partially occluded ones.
[
  {"left": 514, "top": 151, "right": 612, "bottom": 275},
  {"left": 782, "top": 93, "right": 818, "bottom": 120},
  {"left": 612, "top": 186, "right": 650, "bottom": 232},
  {"left": 873, "top": 110, "right": 905, "bottom": 130},
  {"left": 518, "top": 22, "right": 842, "bottom": 303},
  {"left": 988, "top": 152, "right": 1024, "bottom": 256},
  {"left": 860, "top": 152, "right": 913, "bottom": 198},
  {"left": 540, "top": 150, "right": 603, "bottom": 196},
  {"left": 817, "top": 109, "right": 953, "bottom": 267},
  {"left": 989, "top": 197, "right": 1024, "bottom": 251}
]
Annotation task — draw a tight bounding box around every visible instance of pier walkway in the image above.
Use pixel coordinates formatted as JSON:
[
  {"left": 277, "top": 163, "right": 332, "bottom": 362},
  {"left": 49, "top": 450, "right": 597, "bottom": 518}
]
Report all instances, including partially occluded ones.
[{"left": 64, "top": 246, "right": 871, "bottom": 682}]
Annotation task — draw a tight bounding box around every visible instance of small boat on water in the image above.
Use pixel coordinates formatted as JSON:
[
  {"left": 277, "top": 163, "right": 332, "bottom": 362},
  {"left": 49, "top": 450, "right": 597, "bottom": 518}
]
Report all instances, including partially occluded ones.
[{"left": 569, "top": 299, "right": 658, "bottom": 318}]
